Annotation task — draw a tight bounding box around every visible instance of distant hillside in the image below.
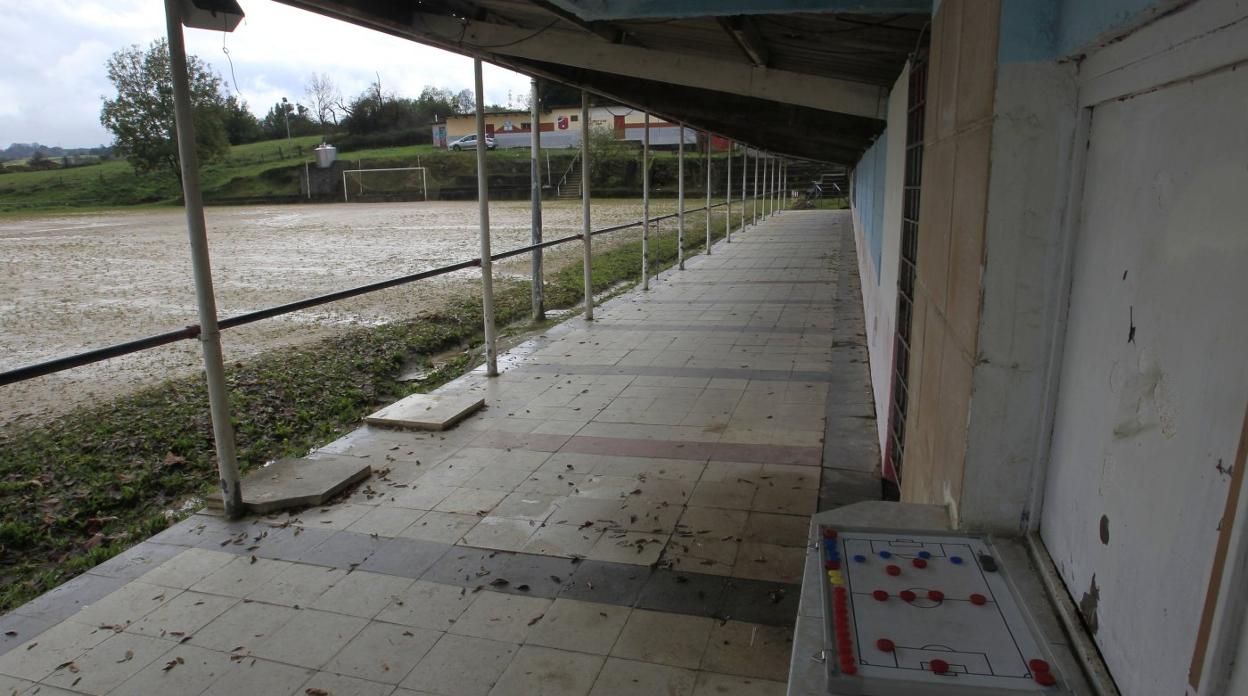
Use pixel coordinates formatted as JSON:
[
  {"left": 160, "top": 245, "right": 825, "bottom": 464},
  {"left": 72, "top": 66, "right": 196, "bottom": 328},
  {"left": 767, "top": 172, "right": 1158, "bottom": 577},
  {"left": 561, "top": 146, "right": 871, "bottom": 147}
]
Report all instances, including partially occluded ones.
[{"left": 1, "top": 142, "right": 113, "bottom": 161}]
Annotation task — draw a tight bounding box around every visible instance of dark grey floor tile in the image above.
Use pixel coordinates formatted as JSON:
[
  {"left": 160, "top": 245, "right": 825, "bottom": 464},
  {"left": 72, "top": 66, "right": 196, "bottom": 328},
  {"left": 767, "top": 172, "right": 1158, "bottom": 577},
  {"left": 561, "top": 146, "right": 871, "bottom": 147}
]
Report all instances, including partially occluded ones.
[
  {"left": 635, "top": 569, "right": 727, "bottom": 618},
  {"left": 717, "top": 578, "right": 801, "bottom": 627},
  {"left": 818, "top": 468, "right": 881, "bottom": 512},
  {"left": 10, "top": 571, "right": 126, "bottom": 623},
  {"left": 295, "top": 529, "right": 386, "bottom": 569},
  {"left": 0, "top": 612, "right": 56, "bottom": 657},
  {"left": 86, "top": 541, "right": 185, "bottom": 581},
  {"left": 420, "top": 546, "right": 515, "bottom": 588},
  {"left": 358, "top": 537, "right": 448, "bottom": 578},
  {"left": 557, "top": 560, "right": 650, "bottom": 607},
  {"left": 249, "top": 524, "right": 335, "bottom": 561},
  {"left": 489, "top": 553, "right": 583, "bottom": 598}
]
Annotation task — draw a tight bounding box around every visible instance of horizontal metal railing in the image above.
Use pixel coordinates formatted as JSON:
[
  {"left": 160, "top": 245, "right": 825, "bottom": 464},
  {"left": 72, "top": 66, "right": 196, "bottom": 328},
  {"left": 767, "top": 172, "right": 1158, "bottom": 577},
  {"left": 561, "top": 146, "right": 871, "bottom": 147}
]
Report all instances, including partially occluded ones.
[{"left": 0, "top": 202, "right": 729, "bottom": 388}]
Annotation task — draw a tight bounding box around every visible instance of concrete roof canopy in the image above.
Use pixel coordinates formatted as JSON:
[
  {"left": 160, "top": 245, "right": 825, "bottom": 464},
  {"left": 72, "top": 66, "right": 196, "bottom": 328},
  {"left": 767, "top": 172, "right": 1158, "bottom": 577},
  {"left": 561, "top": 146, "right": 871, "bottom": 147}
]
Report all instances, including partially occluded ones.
[{"left": 275, "top": 0, "right": 931, "bottom": 163}]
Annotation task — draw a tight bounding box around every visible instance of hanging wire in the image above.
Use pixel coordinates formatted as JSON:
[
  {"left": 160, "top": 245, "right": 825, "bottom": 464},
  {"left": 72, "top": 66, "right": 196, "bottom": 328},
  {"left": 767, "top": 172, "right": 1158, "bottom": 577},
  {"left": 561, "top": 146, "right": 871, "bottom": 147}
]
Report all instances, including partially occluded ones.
[{"left": 221, "top": 15, "right": 242, "bottom": 96}]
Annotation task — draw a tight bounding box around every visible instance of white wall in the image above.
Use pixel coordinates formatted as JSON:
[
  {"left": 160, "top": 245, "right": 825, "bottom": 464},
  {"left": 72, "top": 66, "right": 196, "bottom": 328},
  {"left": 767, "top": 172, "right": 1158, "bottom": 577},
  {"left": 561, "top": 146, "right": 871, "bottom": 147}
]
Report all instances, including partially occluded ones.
[
  {"left": 1040, "top": 56, "right": 1248, "bottom": 696},
  {"left": 852, "top": 64, "right": 909, "bottom": 457}
]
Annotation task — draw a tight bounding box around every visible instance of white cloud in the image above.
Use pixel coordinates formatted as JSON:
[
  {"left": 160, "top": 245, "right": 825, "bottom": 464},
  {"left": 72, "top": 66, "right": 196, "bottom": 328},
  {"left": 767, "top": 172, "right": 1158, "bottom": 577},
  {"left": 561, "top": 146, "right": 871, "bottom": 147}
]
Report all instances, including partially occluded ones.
[{"left": 0, "top": 0, "right": 531, "bottom": 147}]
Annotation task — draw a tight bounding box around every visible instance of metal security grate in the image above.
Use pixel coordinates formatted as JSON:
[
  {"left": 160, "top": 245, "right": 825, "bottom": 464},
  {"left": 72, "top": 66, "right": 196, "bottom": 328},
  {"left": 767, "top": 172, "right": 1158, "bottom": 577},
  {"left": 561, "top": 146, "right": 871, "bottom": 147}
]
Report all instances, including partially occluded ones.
[{"left": 883, "top": 46, "right": 928, "bottom": 494}]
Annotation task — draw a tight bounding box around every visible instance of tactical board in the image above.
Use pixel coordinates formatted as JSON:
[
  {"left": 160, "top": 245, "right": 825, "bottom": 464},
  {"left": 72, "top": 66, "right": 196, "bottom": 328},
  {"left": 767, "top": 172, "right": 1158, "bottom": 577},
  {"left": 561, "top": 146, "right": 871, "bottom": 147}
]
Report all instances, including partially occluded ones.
[{"left": 819, "top": 527, "right": 1073, "bottom": 695}]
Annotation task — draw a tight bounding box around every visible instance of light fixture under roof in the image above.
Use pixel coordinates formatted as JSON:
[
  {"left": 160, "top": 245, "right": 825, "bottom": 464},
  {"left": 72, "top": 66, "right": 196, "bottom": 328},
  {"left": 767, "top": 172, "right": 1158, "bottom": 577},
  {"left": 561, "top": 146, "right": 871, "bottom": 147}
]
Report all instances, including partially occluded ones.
[{"left": 180, "top": 0, "right": 245, "bottom": 32}]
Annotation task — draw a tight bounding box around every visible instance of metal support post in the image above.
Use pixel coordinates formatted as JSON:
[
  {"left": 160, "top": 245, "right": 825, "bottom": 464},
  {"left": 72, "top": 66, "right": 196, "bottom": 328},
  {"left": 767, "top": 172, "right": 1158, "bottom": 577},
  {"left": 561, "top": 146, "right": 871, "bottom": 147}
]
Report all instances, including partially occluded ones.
[
  {"left": 741, "top": 147, "right": 747, "bottom": 232},
  {"left": 762, "top": 155, "right": 769, "bottom": 218},
  {"left": 704, "top": 132, "right": 712, "bottom": 254},
  {"left": 725, "top": 140, "right": 733, "bottom": 243},
  {"left": 164, "top": 0, "right": 242, "bottom": 518},
  {"left": 677, "top": 124, "right": 685, "bottom": 270},
  {"left": 752, "top": 148, "right": 759, "bottom": 225},
  {"left": 474, "top": 59, "right": 498, "bottom": 376},
  {"left": 580, "top": 90, "right": 593, "bottom": 319},
  {"left": 783, "top": 162, "right": 788, "bottom": 210},
  {"left": 529, "top": 78, "right": 544, "bottom": 321},
  {"left": 642, "top": 113, "right": 650, "bottom": 290}
]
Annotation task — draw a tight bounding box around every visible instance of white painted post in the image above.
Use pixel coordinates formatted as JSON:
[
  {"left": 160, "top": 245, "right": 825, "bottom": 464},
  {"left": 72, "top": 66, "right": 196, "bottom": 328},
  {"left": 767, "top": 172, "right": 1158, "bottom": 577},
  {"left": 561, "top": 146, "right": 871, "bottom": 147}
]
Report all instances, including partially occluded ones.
[
  {"left": 752, "top": 150, "right": 759, "bottom": 225},
  {"left": 762, "top": 154, "right": 770, "bottom": 218},
  {"left": 474, "top": 59, "right": 498, "bottom": 376},
  {"left": 164, "top": 0, "right": 242, "bottom": 518},
  {"left": 642, "top": 113, "right": 650, "bottom": 291},
  {"left": 704, "top": 132, "right": 712, "bottom": 254},
  {"left": 677, "top": 124, "right": 685, "bottom": 270},
  {"left": 740, "top": 147, "right": 747, "bottom": 232},
  {"left": 529, "top": 78, "right": 544, "bottom": 321},
  {"left": 580, "top": 90, "right": 593, "bottom": 319},
  {"left": 725, "top": 139, "right": 733, "bottom": 244},
  {"left": 783, "top": 161, "right": 788, "bottom": 210}
]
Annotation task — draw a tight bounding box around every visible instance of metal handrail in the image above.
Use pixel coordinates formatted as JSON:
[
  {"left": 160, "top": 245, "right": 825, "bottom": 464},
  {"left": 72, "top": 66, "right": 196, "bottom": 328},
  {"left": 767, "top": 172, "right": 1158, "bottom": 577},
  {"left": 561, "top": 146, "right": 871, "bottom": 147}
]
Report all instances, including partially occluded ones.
[
  {"left": 555, "top": 151, "right": 580, "bottom": 197},
  {"left": 0, "top": 201, "right": 730, "bottom": 388}
]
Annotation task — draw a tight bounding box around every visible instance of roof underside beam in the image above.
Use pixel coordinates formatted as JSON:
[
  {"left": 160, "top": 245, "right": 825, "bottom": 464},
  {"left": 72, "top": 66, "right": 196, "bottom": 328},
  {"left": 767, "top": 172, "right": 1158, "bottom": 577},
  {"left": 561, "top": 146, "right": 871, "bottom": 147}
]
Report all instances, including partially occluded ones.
[
  {"left": 417, "top": 13, "right": 888, "bottom": 120},
  {"left": 718, "top": 15, "right": 769, "bottom": 67},
  {"left": 541, "top": 0, "right": 932, "bottom": 21},
  {"left": 515, "top": 60, "right": 882, "bottom": 162}
]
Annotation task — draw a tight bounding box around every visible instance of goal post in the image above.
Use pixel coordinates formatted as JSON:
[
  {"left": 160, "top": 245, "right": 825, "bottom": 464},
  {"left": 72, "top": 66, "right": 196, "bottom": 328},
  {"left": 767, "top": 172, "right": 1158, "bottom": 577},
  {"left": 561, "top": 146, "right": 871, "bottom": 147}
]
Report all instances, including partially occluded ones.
[{"left": 341, "top": 166, "right": 429, "bottom": 202}]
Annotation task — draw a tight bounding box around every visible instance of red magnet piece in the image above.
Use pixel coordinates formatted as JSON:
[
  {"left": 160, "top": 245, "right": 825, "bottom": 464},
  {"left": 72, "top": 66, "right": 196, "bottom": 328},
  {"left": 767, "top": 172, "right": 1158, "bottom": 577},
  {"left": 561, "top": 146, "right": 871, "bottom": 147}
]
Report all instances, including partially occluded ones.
[
  {"left": 912, "top": 558, "right": 928, "bottom": 569},
  {"left": 930, "top": 659, "right": 950, "bottom": 674},
  {"left": 1035, "top": 672, "right": 1057, "bottom": 687},
  {"left": 872, "top": 590, "right": 889, "bottom": 602},
  {"left": 885, "top": 564, "right": 902, "bottom": 576},
  {"left": 899, "top": 590, "right": 917, "bottom": 602},
  {"left": 969, "top": 593, "right": 987, "bottom": 606},
  {"left": 927, "top": 590, "right": 945, "bottom": 602},
  {"left": 825, "top": 559, "right": 841, "bottom": 570},
  {"left": 824, "top": 528, "right": 838, "bottom": 539},
  {"left": 876, "top": 638, "right": 895, "bottom": 652},
  {"left": 1029, "top": 659, "right": 1051, "bottom": 673},
  {"left": 842, "top": 662, "right": 858, "bottom": 675}
]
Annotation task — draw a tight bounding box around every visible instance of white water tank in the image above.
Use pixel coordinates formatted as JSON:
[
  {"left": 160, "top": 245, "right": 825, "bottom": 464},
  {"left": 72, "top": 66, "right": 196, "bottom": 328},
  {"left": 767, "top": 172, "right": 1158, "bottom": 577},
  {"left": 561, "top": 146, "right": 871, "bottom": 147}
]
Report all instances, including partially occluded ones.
[{"left": 314, "top": 144, "right": 337, "bottom": 169}]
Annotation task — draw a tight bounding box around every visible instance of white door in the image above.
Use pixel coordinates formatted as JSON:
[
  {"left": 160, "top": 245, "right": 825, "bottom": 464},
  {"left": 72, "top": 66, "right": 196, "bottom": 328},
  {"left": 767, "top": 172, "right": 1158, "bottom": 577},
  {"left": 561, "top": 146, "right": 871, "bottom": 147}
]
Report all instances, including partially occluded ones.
[{"left": 1040, "top": 64, "right": 1248, "bottom": 696}]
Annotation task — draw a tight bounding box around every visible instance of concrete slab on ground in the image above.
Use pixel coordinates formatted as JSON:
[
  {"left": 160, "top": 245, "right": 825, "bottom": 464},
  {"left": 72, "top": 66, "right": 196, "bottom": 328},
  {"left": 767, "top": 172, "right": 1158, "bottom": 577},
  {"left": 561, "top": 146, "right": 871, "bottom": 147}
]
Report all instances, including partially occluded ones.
[
  {"left": 364, "top": 393, "right": 485, "bottom": 430},
  {"left": 208, "top": 455, "right": 371, "bottom": 514}
]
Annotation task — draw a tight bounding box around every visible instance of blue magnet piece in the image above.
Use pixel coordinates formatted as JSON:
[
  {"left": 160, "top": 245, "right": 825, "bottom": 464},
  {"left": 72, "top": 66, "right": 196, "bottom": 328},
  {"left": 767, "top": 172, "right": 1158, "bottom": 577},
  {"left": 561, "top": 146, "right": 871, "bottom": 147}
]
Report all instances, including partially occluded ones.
[
  {"left": 950, "top": 555, "right": 963, "bottom": 565},
  {"left": 853, "top": 555, "right": 867, "bottom": 563},
  {"left": 878, "top": 550, "right": 892, "bottom": 559},
  {"left": 918, "top": 551, "right": 932, "bottom": 559}
]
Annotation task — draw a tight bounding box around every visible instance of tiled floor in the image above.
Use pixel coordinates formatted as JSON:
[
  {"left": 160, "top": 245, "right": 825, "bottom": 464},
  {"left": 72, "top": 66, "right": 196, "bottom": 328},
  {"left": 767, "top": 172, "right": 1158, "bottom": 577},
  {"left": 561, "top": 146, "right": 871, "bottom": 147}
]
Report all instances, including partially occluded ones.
[{"left": 0, "top": 210, "right": 880, "bottom": 695}]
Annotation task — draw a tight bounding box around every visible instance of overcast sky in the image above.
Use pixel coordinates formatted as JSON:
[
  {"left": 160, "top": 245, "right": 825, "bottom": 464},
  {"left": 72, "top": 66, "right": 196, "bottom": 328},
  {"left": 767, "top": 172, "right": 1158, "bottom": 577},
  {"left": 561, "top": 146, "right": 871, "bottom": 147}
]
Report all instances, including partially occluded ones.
[{"left": 0, "top": 0, "right": 532, "bottom": 148}]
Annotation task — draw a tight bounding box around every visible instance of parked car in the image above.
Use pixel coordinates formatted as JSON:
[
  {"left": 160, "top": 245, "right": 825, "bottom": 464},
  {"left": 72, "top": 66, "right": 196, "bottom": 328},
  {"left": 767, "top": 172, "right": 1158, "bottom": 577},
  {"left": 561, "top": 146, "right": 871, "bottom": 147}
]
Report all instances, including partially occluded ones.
[{"left": 449, "top": 135, "right": 497, "bottom": 151}]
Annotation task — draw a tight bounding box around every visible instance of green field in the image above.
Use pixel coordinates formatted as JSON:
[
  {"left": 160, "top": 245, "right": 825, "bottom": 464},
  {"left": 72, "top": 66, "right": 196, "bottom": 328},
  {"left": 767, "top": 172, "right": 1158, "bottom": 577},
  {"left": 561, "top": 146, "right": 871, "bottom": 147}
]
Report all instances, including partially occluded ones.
[
  {"left": 0, "top": 135, "right": 717, "bottom": 214},
  {"left": 0, "top": 136, "right": 441, "bottom": 212}
]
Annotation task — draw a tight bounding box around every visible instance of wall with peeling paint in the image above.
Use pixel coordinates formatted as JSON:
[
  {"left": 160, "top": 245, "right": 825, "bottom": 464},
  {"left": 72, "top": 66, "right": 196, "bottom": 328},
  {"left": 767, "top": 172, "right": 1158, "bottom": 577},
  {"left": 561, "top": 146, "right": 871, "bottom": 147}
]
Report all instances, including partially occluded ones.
[
  {"left": 851, "top": 64, "right": 909, "bottom": 458},
  {"left": 1039, "top": 48, "right": 1248, "bottom": 696}
]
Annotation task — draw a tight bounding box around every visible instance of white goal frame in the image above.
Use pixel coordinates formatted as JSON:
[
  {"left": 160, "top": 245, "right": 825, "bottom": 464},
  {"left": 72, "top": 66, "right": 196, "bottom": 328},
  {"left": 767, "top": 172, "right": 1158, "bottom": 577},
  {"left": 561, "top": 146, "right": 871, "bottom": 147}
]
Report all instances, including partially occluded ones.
[{"left": 342, "top": 166, "right": 428, "bottom": 202}]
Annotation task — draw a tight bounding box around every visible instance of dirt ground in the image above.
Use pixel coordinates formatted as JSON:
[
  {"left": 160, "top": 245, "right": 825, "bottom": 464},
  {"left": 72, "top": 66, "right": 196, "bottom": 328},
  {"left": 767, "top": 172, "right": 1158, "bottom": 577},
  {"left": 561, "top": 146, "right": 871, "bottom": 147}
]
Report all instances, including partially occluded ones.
[{"left": 0, "top": 199, "right": 684, "bottom": 426}]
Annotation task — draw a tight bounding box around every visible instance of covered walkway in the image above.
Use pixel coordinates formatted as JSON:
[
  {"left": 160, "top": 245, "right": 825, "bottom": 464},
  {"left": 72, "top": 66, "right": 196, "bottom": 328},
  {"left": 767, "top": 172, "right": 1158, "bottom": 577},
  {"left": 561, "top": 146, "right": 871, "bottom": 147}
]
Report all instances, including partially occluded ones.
[{"left": 0, "top": 210, "right": 879, "bottom": 696}]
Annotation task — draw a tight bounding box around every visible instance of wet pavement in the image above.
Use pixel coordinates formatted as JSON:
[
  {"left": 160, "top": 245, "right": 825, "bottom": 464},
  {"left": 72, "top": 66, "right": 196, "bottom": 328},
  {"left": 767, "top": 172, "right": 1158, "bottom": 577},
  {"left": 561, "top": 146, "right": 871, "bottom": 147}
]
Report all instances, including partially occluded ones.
[{"left": 0, "top": 208, "right": 881, "bottom": 695}]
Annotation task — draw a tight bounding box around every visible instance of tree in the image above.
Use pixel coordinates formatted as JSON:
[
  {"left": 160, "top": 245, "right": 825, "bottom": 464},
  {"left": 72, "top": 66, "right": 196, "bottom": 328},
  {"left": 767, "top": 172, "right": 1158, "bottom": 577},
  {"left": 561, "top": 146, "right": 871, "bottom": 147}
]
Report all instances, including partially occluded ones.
[
  {"left": 222, "top": 94, "right": 263, "bottom": 145},
  {"left": 454, "top": 89, "right": 474, "bottom": 114},
  {"left": 305, "top": 72, "right": 341, "bottom": 136},
  {"left": 260, "top": 100, "right": 317, "bottom": 140},
  {"left": 100, "top": 39, "right": 229, "bottom": 180}
]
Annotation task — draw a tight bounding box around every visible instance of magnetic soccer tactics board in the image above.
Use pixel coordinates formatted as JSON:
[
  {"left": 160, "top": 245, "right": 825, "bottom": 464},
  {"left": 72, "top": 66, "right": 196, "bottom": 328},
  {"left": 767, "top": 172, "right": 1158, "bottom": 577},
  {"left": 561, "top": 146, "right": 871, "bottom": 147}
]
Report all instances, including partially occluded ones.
[{"left": 819, "top": 527, "right": 1072, "bottom": 695}]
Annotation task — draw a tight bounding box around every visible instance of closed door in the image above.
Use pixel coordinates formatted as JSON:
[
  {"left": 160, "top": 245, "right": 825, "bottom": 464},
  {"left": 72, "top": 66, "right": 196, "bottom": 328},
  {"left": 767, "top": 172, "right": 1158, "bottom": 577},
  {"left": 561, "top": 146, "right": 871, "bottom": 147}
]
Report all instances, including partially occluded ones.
[{"left": 1041, "top": 64, "right": 1248, "bottom": 696}]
